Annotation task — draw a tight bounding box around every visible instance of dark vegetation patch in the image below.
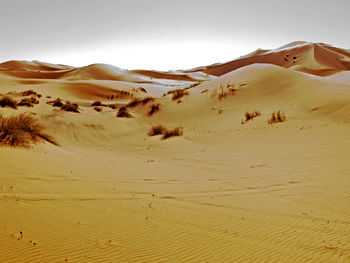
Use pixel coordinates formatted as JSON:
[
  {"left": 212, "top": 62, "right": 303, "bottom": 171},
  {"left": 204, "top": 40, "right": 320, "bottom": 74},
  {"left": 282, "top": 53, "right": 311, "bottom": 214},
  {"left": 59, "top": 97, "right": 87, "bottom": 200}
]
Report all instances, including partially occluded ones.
[
  {"left": 91, "top": 101, "right": 102, "bottom": 106},
  {"left": 241, "top": 111, "right": 261, "bottom": 124},
  {"left": 268, "top": 111, "right": 286, "bottom": 124},
  {"left": 126, "top": 97, "right": 154, "bottom": 108},
  {"left": 47, "top": 99, "right": 80, "bottom": 113},
  {"left": 147, "top": 104, "right": 160, "bottom": 116},
  {"left": 0, "top": 96, "right": 17, "bottom": 109},
  {"left": 17, "top": 97, "right": 40, "bottom": 107},
  {"left": 148, "top": 125, "right": 183, "bottom": 140},
  {"left": 116, "top": 107, "right": 133, "bottom": 118},
  {"left": 93, "top": 106, "right": 102, "bottom": 112},
  {"left": 0, "top": 113, "right": 58, "bottom": 147}
]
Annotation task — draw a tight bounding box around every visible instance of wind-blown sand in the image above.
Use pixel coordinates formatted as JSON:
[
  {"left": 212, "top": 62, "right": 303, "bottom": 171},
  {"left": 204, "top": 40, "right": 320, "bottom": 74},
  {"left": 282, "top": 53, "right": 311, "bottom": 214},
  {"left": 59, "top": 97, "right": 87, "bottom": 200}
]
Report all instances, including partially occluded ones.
[{"left": 0, "top": 42, "right": 350, "bottom": 262}]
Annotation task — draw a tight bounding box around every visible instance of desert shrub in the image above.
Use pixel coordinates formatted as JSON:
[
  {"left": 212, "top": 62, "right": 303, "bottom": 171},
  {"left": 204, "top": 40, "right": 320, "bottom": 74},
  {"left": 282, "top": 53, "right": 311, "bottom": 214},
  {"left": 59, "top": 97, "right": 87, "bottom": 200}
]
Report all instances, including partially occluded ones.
[
  {"left": 47, "top": 98, "right": 63, "bottom": 107},
  {"left": 93, "top": 106, "right": 102, "bottom": 112},
  {"left": 241, "top": 111, "right": 261, "bottom": 124},
  {"left": 46, "top": 96, "right": 51, "bottom": 99},
  {"left": 61, "top": 101, "right": 80, "bottom": 113},
  {"left": 138, "top": 87, "right": 147, "bottom": 93},
  {"left": 17, "top": 97, "right": 39, "bottom": 107},
  {"left": 126, "top": 97, "right": 154, "bottom": 108},
  {"left": 107, "top": 104, "right": 118, "bottom": 109},
  {"left": 20, "top": 90, "right": 42, "bottom": 98},
  {"left": 148, "top": 125, "right": 165, "bottom": 136},
  {"left": 147, "top": 125, "right": 183, "bottom": 139},
  {"left": 0, "top": 96, "right": 17, "bottom": 109},
  {"left": 171, "top": 89, "right": 189, "bottom": 101},
  {"left": 0, "top": 113, "right": 58, "bottom": 147},
  {"left": 91, "top": 101, "right": 102, "bottom": 106},
  {"left": 268, "top": 111, "right": 286, "bottom": 124},
  {"left": 147, "top": 104, "right": 160, "bottom": 116},
  {"left": 116, "top": 107, "right": 133, "bottom": 118},
  {"left": 218, "top": 84, "right": 237, "bottom": 100},
  {"left": 162, "top": 127, "right": 183, "bottom": 139}
]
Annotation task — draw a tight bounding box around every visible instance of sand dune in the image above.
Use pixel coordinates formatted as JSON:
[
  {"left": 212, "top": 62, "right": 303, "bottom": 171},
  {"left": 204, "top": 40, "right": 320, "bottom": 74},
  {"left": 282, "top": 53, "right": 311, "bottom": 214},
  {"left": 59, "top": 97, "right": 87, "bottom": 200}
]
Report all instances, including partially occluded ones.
[{"left": 0, "top": 42, "right": 350, "bottom": 262}]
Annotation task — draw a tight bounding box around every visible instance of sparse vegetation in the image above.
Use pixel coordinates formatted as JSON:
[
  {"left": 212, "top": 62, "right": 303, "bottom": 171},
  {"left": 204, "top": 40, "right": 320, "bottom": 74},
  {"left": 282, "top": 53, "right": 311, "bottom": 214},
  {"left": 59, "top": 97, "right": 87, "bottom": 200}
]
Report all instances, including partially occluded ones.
[
  {"left": 107, "top": 104, "right": 118, "bottom": 109},
  {"left": 148, "top": 125, "right": 183, "bottom": 139},
  {"left": 47, "top": 98, "right": 63, "bottom": 107},
  {"left": 20, "top": 90, "right": 42, "bottom": 98},
  {"left": 268, "top": 111, "right": 286, "bottom": 124},
  {"left": 47, "top": 99, "right": 80, "bottom": 113},
  {"left": 126, "top": 97, "right": 154, "bottom": 108},
  {"left": 217, "top": 84, "right": 237, "bottom": 100},
  {"left": 116, "top": 107, "right": 133, "bottom": 118},
  {"left": 0, "top": 96, "right": 17, "bottom": 109},
  {"left": 91, "top": 101, "right": 102, "bottom": 106},
  {"left": 148, "top": 125, "right": 165, "bottom": 136},
  {"left": 93, "top": 106, "right": 102, "bottom": 112},
  {"left": 241, "top": 111, "right": 261, "bottom": 124},
  {"left": 61, "top": 101, "right": 80, "bottom": 113},
  {"left": 17, "top": 97, "right": 39, "bottom": 107},
  {"left": 171, "top": 89, "right": 189, "bottom": 101},
  {"left": 0, "top": 113, "right": 58, "bottom": 147},
  {"left": 147, "top": 104, "right": 160, "bottom": 116}
]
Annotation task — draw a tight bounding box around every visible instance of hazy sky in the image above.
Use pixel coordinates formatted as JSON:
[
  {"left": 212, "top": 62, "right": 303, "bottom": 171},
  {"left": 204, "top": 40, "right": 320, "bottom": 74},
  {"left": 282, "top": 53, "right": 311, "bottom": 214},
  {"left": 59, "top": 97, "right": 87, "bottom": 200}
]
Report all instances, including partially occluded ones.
[{"left": 1, "top": 0, "right": 349, "bottom": 70}]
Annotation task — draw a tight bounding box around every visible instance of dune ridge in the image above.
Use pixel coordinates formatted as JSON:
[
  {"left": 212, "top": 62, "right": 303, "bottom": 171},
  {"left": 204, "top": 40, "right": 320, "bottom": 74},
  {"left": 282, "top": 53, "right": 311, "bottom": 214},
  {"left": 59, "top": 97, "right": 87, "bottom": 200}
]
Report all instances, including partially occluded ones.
[{"left": 0, "top": 41, "right": 350, "bottom": 262}]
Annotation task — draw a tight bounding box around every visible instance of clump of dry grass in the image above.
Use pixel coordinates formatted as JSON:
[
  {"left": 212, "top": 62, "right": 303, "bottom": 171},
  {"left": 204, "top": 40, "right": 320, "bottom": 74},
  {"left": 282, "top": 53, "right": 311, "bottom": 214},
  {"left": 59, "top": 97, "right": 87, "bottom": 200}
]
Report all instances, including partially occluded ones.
[
  {"left": 116, "top": 107, "right": 133, "bottom": 118},
  {"left": 93, "top": 106, "right": 102, "bottom": 112},
  {"left": 147, "top": 104, "right": 160, "bottom": 116},
  {"left": 107, "top": 104, "right": 118, "bottom": 109},
  {"left": 126, "top": 97, "right": 154, "bottom": 108},
  {"left": 61, "top": 101, "right": 80, "bottom": 113},
  {"left": 148, "top": 125, "right": 183, "bottom": 139},
  {"left": 20, "top": 90, "right": 42, "bottom": 98},
  {"left": 268, "top": 111, "right": 286, "bottom": 124},
  {"left": 91, "top": 101, "right": 102, "bottom": 106},
  {"left": 217, "top": 84, "right": 237, "bottom": 100},
  {"left": 170, "top": 89, "right": 189, "bottom": 101},
  {"left": 0, "top": 96, "right": 17, "bottom": 109},
  {"left": 17, "top": 97, "right": 40, "bottom": 107},
  {"left": 0, "top": 113, "right": 58, "bottom": 147},
  {"left": 241, "top": 111, "right": 261, "bottom": 124},
  {"left": 47, "top": 98, "right": 63, "bottom": 107},
  {"left": 47, "top": 99, "right": 80, "bottom": 113}
]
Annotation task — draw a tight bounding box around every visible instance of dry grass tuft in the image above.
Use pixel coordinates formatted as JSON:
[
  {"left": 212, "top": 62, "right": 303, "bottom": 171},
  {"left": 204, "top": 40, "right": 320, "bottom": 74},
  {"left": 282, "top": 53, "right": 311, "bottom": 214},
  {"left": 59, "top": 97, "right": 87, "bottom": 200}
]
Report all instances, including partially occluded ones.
[
  {"left": 0, "top": 113, "right": 58, "bottom": 147},
  {"left": 148, "top": 125, "right": 183, "bottom": 139},
  {"left": 126, "top": 97, "right": 154, "bottom": 108},
  {"left": 91, "top": 101, "right": 102, "bottom": 106},
  {"left": 268, "top": 111, "right": 286, "bottom": 124},
  {"left": 93, "top": 106, "right": 102, "bottom": 112},
  {"left": 116, "top": 107, "right": 133, "bottom": 118},
  {"left": 147, "top": 104, "right": 160, "bottom": 116},
  {"left": 0, "top": 96, "right": 18, "bottom": 109},
  {"left": 61, "top": 101, "right": 80, "bottom": 113},
  {"left": 47, "top": 98, "right": 63, "bottom": 107},
  {"left": 20, "top": 90, "right": 42, "bottom": 98},
  {"left": 241, "top": 111, "right": 261, "bottom": 124},
  {"left": 17, "top": 97, "right": 40, "bottom": 107}
]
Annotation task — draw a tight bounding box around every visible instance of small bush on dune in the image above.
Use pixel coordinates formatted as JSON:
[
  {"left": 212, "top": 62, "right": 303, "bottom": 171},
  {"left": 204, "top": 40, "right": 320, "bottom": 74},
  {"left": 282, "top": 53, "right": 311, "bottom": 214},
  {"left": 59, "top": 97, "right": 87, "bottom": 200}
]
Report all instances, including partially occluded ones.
[
  {"left": 61, "top": 101, "right": 80, "bottom": 113},
  {"left": 91, "top": 101, "right": 102, "bottom": 106},
  {"left": 107, "top": 104, "right": 118, "bottom": 109},
  {"left": 116, "top": 107, "right": 133, "bottom": 118},
  {"left": 170, "top": 89, "right": 189, "bottom": 101},
  {"left": 93, "top": 106, "right": 102, "bottom": 112},
  {"left": 0, "top": 113, "right": 58, "bottom": 147},
  {"left": 241, "top": 111, "right": 261, "bottom": 124},
  {"left": 148, "top": 125, "right": 183, "bottom": 139},
  {"left": 20, "top": 90, "right": 42, "bottom": 98},
  {"left": 0, "top": 96, "right": 17, "bottom": 109},
  {"left": 268, "top": 111, "right": 286, "bottom": 124},
  {"left": 162, "top": 127, "right": 183, "bottom": 139},
  {"left": 17, "top": 97, "right": 40, "bottom": 107},
  {"left": 148, "top": 125, "right": 165, "bottom": 136},
  {"left": 147, "top": 104, "right": 160, "bottom": 116},
  {"left": 126, "top": 97, "right": 154, "bottom": 108},
  {"left": 47, "top": 98, "right": 63, "bottom": 107}
]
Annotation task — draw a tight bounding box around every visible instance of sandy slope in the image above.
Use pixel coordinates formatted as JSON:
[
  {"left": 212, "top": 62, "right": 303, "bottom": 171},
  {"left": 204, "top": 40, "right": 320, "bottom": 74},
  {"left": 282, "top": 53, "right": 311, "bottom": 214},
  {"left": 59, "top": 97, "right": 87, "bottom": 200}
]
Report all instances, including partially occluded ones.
[{"left": 0, "top": 42, "right": 350, "bottom": 262}]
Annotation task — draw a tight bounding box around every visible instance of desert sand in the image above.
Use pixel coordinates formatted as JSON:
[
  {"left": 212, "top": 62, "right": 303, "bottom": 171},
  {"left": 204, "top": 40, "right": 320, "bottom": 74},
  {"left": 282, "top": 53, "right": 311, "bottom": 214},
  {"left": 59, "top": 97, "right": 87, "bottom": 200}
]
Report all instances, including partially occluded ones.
[{"left": 0, "top": 41, "right": 350, "bottom": 262}]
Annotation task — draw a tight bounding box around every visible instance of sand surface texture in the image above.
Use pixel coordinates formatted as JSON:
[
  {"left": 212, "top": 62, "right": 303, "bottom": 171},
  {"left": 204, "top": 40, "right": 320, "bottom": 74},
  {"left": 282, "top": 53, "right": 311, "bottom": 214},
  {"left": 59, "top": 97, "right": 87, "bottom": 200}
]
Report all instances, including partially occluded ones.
[{"left": 0, "top": 42, "right": 350, "bottom": 262}]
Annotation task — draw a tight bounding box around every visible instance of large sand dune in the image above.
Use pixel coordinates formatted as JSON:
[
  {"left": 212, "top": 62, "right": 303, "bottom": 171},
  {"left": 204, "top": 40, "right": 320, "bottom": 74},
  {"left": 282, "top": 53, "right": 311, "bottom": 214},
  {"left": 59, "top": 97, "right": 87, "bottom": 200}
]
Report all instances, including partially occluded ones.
[{"left": 0, "top": 42, "right": 350, "bottom": 262}]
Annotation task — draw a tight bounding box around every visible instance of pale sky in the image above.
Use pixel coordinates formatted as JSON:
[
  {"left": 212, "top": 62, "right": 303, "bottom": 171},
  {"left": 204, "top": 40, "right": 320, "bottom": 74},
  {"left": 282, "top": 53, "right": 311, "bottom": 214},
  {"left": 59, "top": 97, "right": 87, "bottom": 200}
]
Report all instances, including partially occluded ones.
[{"left": 1, "top": 0, "right": 349, "bottom": 70}]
